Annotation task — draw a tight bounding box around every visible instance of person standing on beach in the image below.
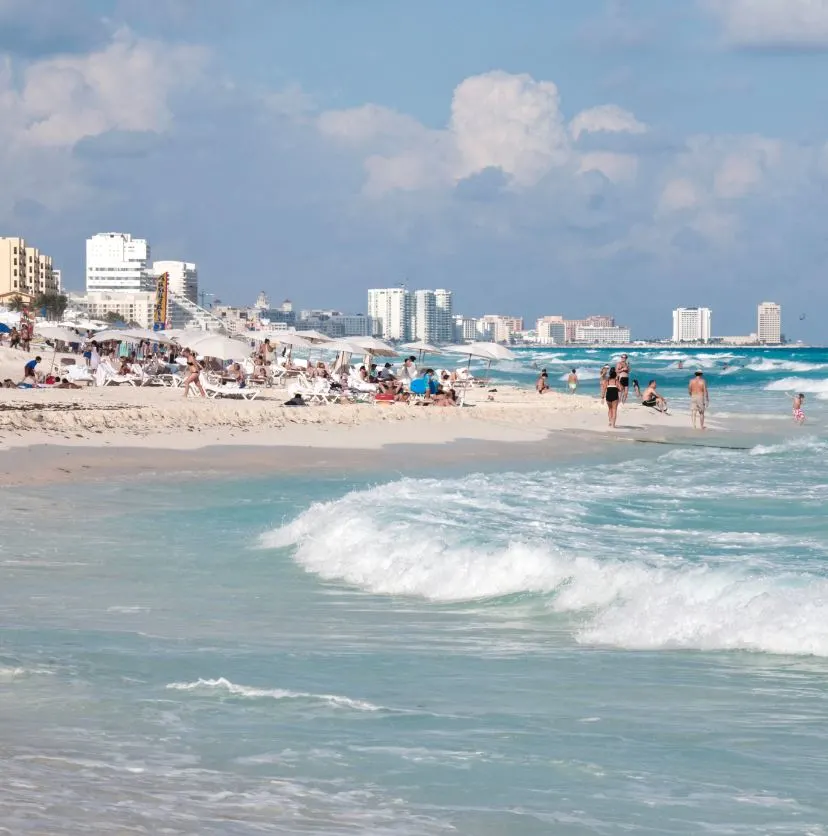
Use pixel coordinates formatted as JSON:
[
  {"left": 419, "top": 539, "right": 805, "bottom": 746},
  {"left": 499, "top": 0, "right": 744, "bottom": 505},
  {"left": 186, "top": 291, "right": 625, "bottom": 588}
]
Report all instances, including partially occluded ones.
[
  {"left": 567, "top": 369, "right": 578, "bottom": 393},
  {"left": 183, "top": 349, "right": 206, "bottom": 398},
  {"left": 536, "top": 368, "right": 549, "bottom": 394},
  {"left": 599, "top": 365, "right": 609, "bottom": 403},
  {"left": 616, "top": 354, "right": 630, "bottom": 403},
  {"left": 605, "top": 367, "right": 620, "bottom": 428},
  {"left": 688, "top": 370, "right": 709, "bottom": 430}
]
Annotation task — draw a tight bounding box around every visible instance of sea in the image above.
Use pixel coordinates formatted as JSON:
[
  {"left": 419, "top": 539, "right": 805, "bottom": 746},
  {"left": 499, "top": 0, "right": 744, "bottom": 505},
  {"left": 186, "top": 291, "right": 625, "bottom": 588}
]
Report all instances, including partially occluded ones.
[{"left": 2, "top": 345, "right": 828, "bottom": 834}]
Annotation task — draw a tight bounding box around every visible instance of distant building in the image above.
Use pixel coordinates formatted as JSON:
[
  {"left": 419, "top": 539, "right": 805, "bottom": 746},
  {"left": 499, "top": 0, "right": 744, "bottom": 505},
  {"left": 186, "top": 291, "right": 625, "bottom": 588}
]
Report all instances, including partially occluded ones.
[
  {"left": 68, "top": 291, "right": 153, "bottom": 328},
  {"left": 412, "top": 290, "right": 436, "bottom": 342},
  {"left": 564, "top": 315, "right": 615, "bottom": 343},
  {"left": 368, "top": 287, "right": 412, "bottom": 341},
  {"left": 434, "top": 289, "right": 454, "bottom": 343},
  {"left": 153, "top": 260, "right": 198, "bottom": 303},
  {"left": 481, "top": 314, "right": 524, "bottom": 343},
  {"left": 757, "top": 302, "right": 781, "bottom": 344},
  {"left": 212, "top": 304, "right": 259, "bottom": 334},
  {"left": 574, "top": 325, "right": 631, "bottom": 344},
  {"left": 86, "top": 232, "right": 152, "bottom": 294},
  {"left": 0, "top": 236, "right": 59, "bottom": 303},
  {"left": 253, "top": 291, "right": 270, "bottom": 310},
  {"left": 719, "top": 334, "right": 758, "bottom": 346},
  {"left": 672, "top": 307, "right": 712, "bottom": 343},
  {"left": 297, "top": 309, "right": 371, "bottom": 337},
  {"left": 536, "top": 315, "right": 566, "bottom": 345},
  {"left": 453, "top": 315, "right": 479, "bottom": 342}
]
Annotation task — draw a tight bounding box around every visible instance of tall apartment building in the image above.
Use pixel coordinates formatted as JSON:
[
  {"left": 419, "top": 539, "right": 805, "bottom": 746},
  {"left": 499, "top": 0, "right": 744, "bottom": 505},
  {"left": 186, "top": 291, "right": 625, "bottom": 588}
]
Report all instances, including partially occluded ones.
[
  {"left": 86, "top": 232, "right": 151, "bottom": 293},
  {"left": 434, "top": 288, "right": 454, "bottom": 343},
  {"left": 564, "top": 315, "right": 615, "bottom": 343},
  {"left": 481, "top": 314, "right": 524, "bottom": 344},
  {"left": 757, "top": 301, "right": 781, "bottom": 344},
  {"left": 368, "top": 287, "right": 412, "bottom": 341},
  {"left": 0, "top": 237, "right": 59, "bottom": 303},
  {"left": 453, "top": 315, "right": 478, "bottom": 342},
  {"left": 152, "top": 260, "right": 198, "bottom": 303},
  {"left": 672, "top": 307, "right": 712, "bottom": 343},
  {"left": 536, "top": 315, "right": 566, "bottom": 345},
  {"left": 412, "top": 290, "right": 436, "bottom": 342}
]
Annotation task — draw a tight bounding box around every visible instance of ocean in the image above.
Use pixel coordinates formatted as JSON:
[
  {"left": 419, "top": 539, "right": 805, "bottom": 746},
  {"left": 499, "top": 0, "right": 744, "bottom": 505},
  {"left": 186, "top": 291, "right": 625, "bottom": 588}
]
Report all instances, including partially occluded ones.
[{"left": 2, "top": 346, "right": 827, "bottom": 834}]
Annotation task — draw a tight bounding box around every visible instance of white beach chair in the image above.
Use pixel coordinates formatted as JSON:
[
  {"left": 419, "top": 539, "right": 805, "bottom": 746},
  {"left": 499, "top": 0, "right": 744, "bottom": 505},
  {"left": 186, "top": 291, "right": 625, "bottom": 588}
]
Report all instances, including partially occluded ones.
[{"left": 199, "top": 373, "right": 260, "bottom": 401}]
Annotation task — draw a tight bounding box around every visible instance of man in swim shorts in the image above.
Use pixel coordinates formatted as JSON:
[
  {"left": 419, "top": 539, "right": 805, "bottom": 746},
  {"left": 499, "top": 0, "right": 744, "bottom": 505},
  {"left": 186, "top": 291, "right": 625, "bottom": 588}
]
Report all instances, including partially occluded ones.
[{"left": 688, "top": 370, "right": 709, "bottom": 430}]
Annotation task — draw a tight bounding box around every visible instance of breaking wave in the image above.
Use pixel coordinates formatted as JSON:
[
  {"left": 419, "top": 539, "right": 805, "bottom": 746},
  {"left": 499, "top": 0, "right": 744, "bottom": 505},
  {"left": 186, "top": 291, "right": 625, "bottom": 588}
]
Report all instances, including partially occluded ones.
[{"left": 261, "top": 456, "right": 828, "bottom": 658}]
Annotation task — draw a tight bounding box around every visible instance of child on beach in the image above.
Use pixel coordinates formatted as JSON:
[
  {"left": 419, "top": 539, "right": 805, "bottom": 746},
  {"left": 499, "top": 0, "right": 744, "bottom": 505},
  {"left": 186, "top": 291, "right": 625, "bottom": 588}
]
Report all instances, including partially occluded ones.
[{"left": 793, "top": 393, "right": 805, "bottom": 424}]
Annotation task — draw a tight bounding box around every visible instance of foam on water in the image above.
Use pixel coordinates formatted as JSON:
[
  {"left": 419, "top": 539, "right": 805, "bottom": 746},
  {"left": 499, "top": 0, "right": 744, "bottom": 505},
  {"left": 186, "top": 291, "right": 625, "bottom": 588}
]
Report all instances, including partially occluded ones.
[
  {"left": 166, "top": 678, "right": 383, "bottom": 711},
  {"left": 264, "top": 446, "right": 828, "bottom": 657}
]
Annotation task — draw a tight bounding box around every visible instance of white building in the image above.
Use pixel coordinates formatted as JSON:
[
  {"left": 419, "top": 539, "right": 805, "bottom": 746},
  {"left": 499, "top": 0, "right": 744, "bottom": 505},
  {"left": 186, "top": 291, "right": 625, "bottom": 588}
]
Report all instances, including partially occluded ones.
[
  {"left": 536, "top": 315, "right": 566, "bottom": 345},
  {"left": 672, "top": 307, "right": 712, "bottom": 343},
  {"left": 453, "top": 315, "right": 478, "bottom": 342},
  {"left": 153, "top": 260, "right": 198, "bottom": 303},
  {"left": 412, "top": 290, "right": 436, "bottom": 342},
  {"left": 86, "top": 233, "right": 151, "bottom": 293},
  {"left": 757, "top": 302, "right": 781, "bottom": 344},
  {"left": 481, "top": 315, "right": 523, "bottom": 343},
  {"left": 368, "top": 287, "right": 412, "bottom": 341},
  {"left": 69, "top": 291, "right": 154, "bottom": 328},
  {"left": 434, "top": 288, "right": 453, "bottom": 343},
  {"left": 574, "top": 325, "right": 632, "bottom": 344}
]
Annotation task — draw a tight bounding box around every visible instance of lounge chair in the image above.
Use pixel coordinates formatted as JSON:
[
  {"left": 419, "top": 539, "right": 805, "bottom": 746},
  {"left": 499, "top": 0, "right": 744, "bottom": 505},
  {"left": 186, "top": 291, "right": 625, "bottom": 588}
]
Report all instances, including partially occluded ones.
[{"left": 199, "top": 373, "right": 259, "bottom": 401}]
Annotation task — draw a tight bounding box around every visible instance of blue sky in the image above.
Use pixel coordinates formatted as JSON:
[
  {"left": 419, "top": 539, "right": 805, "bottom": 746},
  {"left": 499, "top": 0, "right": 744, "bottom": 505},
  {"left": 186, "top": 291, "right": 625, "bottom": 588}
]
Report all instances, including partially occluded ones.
[{"left": 2, "top": 0, "right": 828, "bottom": 339}]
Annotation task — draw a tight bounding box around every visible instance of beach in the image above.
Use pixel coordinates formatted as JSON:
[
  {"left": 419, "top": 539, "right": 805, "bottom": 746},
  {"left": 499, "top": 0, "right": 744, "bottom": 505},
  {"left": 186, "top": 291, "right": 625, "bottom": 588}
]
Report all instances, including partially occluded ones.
[{"left": 2, "top": 345, "right": 827, "bottom": 834}]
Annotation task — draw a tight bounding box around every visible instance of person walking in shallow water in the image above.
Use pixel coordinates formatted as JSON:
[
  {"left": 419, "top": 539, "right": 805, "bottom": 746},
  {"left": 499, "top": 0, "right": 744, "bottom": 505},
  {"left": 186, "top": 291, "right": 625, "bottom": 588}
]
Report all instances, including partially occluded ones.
[
  {"left": 793, "top": 393, "right": 806, "bottom": 424},
  {"left": 604, "top": 367, "right": 620, "bottom": 428},
  {"left": 688, "top": 370, "right": 709, "bottom": 430},
  {"left": 567, "top": 369, "right": 578, "bottom": 393}
]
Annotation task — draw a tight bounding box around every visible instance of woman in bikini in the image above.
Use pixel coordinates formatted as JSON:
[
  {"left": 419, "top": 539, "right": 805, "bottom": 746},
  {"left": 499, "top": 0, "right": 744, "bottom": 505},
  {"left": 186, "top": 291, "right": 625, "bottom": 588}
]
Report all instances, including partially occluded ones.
[
  {"left": 183, "top": 349, "right": 206, "bottom": 398},
  {"left": 604, "top": 367, "right": 620, "bottom": 428}
]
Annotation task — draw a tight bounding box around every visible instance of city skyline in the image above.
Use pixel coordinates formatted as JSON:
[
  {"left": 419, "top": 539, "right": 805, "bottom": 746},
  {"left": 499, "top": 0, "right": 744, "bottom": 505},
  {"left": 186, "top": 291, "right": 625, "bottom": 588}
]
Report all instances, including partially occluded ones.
[{"left": 0, "top": 2, "right": 823, "bottom": 342}]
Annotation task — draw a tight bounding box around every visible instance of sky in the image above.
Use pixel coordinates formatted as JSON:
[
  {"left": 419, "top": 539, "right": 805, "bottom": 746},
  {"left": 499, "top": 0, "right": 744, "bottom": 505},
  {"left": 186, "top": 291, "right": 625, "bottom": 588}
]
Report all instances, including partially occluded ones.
[{"left": 1, "top": 0, "right": 828, "bottom": 340}]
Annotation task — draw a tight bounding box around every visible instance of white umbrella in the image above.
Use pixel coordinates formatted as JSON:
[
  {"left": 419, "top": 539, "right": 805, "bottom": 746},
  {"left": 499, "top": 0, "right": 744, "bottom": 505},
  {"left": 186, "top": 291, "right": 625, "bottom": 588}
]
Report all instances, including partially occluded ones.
[
  {"left": 188, "top": 333, "right": 251, "bottom": 361},
  {"left": 444, "top": 342, "right": 516, "bottom": 383},
  {"left": 262, "top": 332, "right": 313, "bottom": 349},
  {"left": 122, "top": 328, "right": 176, "bottom": 343},
  {"left": 294, "top": 330, "right": 332, "bottom": 344},
  {"left": 445, "top": 342, "right": 516, "bottom": 361},
  {"left": 347, "top": 336, "right": 397, "bottom": 357},
  {"left": 36, "top": 325, "right": 85, "bottom": 343},
  {"left": 402, "top": 340, "right": 441, "bottom": 354},
  {"left": 92, "top": 329, "right": 136, "bottom": 342}
]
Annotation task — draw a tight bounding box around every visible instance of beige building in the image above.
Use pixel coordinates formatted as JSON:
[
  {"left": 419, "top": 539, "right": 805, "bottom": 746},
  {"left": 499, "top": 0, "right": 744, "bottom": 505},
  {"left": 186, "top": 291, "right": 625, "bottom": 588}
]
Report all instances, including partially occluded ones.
[
  {"left": 0, "top": 236, "right": 59, "bottom": 304},
  {"left": 68, "top": 292, "right": 154, "bottom": 328},
  {"left": 481, "top": 314, "right": 524, "bottom": 343}
]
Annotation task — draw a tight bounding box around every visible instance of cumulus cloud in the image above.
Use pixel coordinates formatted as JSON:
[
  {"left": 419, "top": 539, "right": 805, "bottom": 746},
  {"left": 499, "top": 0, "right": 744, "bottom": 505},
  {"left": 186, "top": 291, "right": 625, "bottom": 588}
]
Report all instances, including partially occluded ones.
[
  {"left": 319, "top": 70, "right": 649, "bottom": 193},
  {"left": 0, "top": 29, "right": 207, "bottom": 218},
  {"left": 569, "top": 104, "right": 647, "bottom": 141},
  {"left": 703, "top": 0, "right": 828, "bottom": 48}
]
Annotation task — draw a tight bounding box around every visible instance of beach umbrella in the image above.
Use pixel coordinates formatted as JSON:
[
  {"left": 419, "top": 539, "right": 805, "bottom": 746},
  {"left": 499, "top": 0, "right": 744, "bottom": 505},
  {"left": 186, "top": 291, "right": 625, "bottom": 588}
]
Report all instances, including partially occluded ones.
[
  {"left": 87, "top": 328, "right": 135, "bottom": 342},
  {"left": 36, "top": 325, "right": 84, "bottom": 343},
  {"left": 444, "top": 342, "right": 516, "bottom": 383},
  {"left": 347, "top": 336, "right": 397, "bottom": 357},
  {"left": 401, "top": 340, "right": 442, "bottom": 363},
  {"left": 294, "top": 330, "right": 332, "bottom": 344},
  {"left": 262, "top": 332, "right": 313, "bottom": 349},
  {"left": 122, "top": 328, "right": 176, "bottom": 344},
  {"left": 188, "top": 333, "right": 251, "bottom": 361}
]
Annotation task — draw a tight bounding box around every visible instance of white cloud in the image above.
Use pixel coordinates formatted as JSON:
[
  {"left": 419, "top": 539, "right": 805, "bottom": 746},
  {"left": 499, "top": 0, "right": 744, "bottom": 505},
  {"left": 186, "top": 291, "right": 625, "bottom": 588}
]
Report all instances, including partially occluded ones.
[
  {"left": 319, "top": 70, "right": 650, "bottom": 194},
  {"left": 704, "top": 0, "right": 828, "bottom": 47},
  {"left": 0, "top": 30, "right": 207, "bottom": 218},
  {"left": 569, "top": 104, "right": 648, "bottom": 141},
  {"left": 659, "top": 177, "right": 702, "bottom": 212}
]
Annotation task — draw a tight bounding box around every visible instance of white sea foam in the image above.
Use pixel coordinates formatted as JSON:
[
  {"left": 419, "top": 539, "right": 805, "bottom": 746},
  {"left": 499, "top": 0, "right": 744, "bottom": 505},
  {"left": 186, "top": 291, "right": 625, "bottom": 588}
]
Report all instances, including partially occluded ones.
[
  {"left": 750, "top": 437, "right": 828, "bottom": 456},
  {"left": 165, "top": 678, "right": 382, "bottom": 711},
  {"left": 747, "top": 358, "right": 826, "bottom": 373},
  {"left": 764, "top": 377, "right": 828, "bottom": 394},
  {"left": 262, "top": 466, "right": 828, "bottom": 657}
]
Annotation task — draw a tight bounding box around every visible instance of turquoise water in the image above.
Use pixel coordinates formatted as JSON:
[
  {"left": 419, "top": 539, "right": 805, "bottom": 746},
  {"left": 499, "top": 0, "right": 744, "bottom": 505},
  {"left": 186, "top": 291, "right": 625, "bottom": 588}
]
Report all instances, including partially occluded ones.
[{"left": 2, "top": 348, "right": 828, "bottom": 834}]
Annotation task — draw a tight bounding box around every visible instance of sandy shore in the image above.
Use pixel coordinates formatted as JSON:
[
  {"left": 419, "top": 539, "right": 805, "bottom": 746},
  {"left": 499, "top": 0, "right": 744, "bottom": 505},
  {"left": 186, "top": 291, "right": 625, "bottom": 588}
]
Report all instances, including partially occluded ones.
[{"left": 1, "top": 346, "right": 769, "bottom": 486}]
